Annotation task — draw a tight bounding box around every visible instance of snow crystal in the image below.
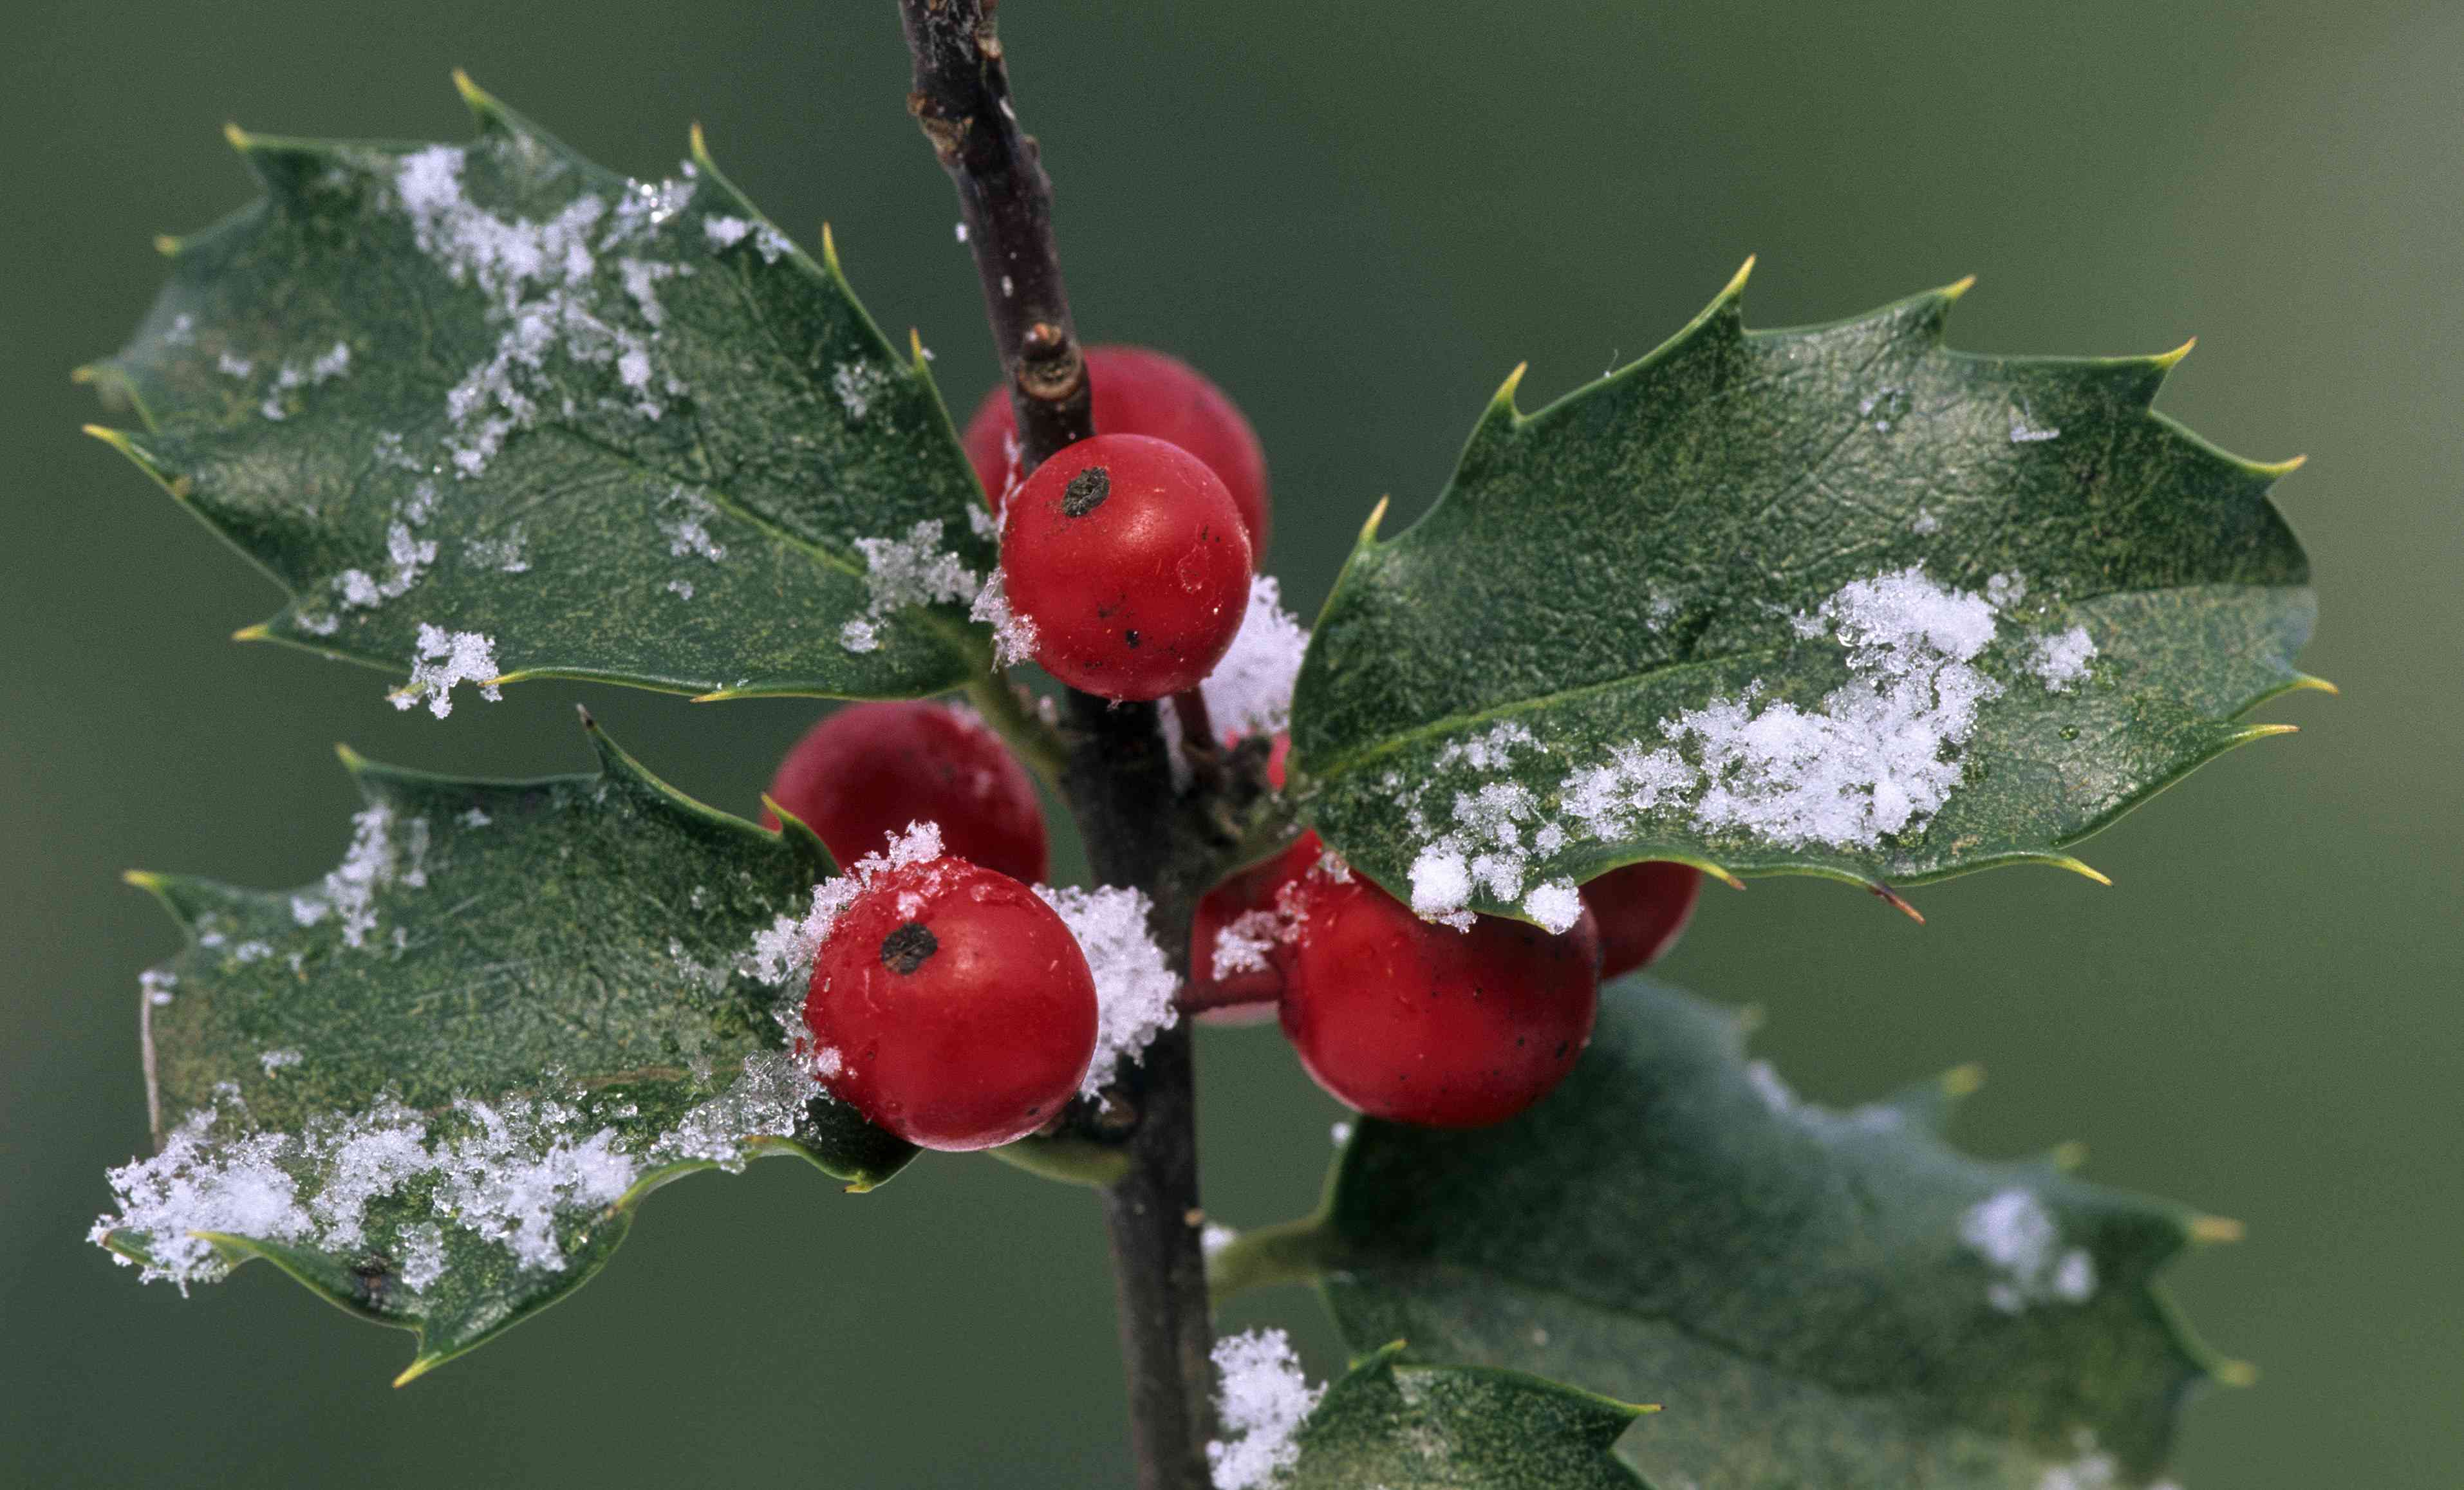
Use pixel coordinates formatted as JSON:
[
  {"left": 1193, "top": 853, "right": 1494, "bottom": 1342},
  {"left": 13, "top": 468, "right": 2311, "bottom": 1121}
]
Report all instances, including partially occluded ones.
[
  {"left": 1404, "top": 779, "right": 1543, "bottom": 927},
  {"left": 742, "top": 821, "right": 948, "bottom": 989},
  {"left": 839, "top": 519, "right": 983, "bottom": 656},
  {"left": 392, "top": 626, "right": 503, "bottom": 720},
  {"left": 1911, "top": 508, "right": 1941, "bottom": 535},
  {"left": 391, "top": 145, "right": 689, "bottom": 474},
  {"left": 1036, "top": 885, "right": 1182, "bottom": 1100},
  {"left": 395, "top": 1222, "right": 448, "bottom": 1293},
  {"left": 1563, "top": 565, "right": 2002, "bottom": 852},
  {"left": 832, "top": 362, "right": 890, "bottom": 421},
  {"left": 2037, "top": 1430, "right": 2124, "bottom": 1490},
  {"left": 1211, "top": 913, "right": 1282, "bottom": 980},
  {"left": 1435, "top": 721, "right": 1538, "bottom": 774},
  {"left": 309, "top": 341, "right": 352, "bottom": 382},
  {"left": 1959, "top": 1187, "right": 2096, "bottom": 1313},
  {"left": 953, "top": 221, "right": 969, "bottom": 243},
  {"left": 332, "top": 522, "right": 436, "bottom": 610},
  {"left": 1200, "top": 1222, "right": 1238, "bottom": 1258},
  {"left": 1206, "top": 1328, "right": 1323, "bottom": 1490},
  {"left": 645, "top": 1050, "right": 820, "bottom": 1170},
  {"left": 216, "top": 351, "right": 254, "bottom": 378},
  {"left": 1330, "top": 1121, "right": 1354, "bottom": 1146},
  {"left": 1521, "top": 880, "right": 1583, "bottom": 935},
  {"left": 2010, "top": 413, "right": 2061, "bottom": 443},
  {"left": 458, "top": 807, "right": 492, "bottom": 829},
  {"left": 970, "top": 569, "right": 1038, "bottom": 668},
  {"left": 1408, "top": 849, "right": 1474, "bottom": 927},
  {"left": 281, "top": 804, "right": 413, "bottom": 949},
  {"left": 1200, "top": 575, "right": 1309, "bottom": 740},
  {"left": 90, "top": 1099, "right": 312, "bottom": 1290},
  {"left": 258, "top": 1049, "right": 303, "bottom": 1076},
  {"left": 2030, "top": 626, "right": 2097, "bottom": 693},
  {"left": 666, "top": 579, "right": 696, "bottom": 601},
  {"left": 165, "top": 313, "right": 196, "bottom": 345},
  {"left": 1985, "top": 572, "right": 2028, "bottom": 610},
  {"left": 703, "top": 215, "right": 791, "bottom": 263},
  {"left": 94, "top": 1041, "right": 827, "bottom": 1295},
  {"left": 462, "top": 528, "right": 530, "bottom": 573},
  {"left": 141, "top": 969, "right": 177, "bottom": 1007},
  {"left": 660, "top": 487, "right": 727, "bottom": 561}
]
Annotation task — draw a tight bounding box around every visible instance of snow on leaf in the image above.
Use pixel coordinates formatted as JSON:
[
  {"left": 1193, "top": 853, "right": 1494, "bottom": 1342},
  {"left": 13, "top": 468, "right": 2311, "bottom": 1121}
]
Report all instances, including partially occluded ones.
[
  {"left": 81, "top": 80, "right": 996, "bottom": 705},
  {"left": 95, "top": 715, "right": 911, "bottom": 1379},
  {"left": 1292, "top": 266, "right": 2319, "bottom": 915}
]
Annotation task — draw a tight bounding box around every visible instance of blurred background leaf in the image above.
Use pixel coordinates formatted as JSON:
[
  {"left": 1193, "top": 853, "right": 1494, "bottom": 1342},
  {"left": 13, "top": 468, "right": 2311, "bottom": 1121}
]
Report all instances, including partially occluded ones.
[{"left": 3, "top": 1, "right": 2456, "bottom": 1486}]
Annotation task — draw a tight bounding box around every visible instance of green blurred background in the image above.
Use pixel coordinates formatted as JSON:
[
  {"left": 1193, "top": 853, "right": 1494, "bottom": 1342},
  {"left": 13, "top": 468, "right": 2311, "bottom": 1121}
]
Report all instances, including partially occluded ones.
[{"left": 4, "top": 1, "right": 2456, "bottom": 1484}]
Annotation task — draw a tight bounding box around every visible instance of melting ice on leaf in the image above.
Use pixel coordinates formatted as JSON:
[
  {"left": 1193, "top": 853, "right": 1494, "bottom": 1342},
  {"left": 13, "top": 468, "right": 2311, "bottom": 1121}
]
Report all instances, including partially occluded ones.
[
  {"left": 79, "top": 75, "right": 995, "bottom": 710},
  {"left": 1213, "top": 980, "right": 2244, "bottom": 1490},
  {"left": 92, "top": 712, "right": 913, "bottom": 1383},
  {"left": 1289, "top": 263, "right": 2325, "bottom": 922}
]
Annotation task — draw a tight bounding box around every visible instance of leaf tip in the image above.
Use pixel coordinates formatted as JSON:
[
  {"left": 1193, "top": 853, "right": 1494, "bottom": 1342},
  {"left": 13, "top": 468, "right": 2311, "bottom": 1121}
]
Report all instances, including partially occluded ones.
[
  {"left": 221, "top": 120, "right": 253, "bottom": 153},
  {"left": 1358, "top": 496, "right": 1390, "bottom": 548},
  {"left": 1941, "top": 1061, "right": 1986, "bottom": 1099},
  {"left": 908, "top": 326, "right": 929, "bottom": 371},
  {"left": 1720, "top": 255, "right": 1757, "bottom": 302},
  {"left": 2051, "top": 855, "right": 2113, "bottom": 887},
  {"left": 2187, "top": 1213, "right": 2246, "bottom": 1246},
  {"left": 1941, "top": 271, "right": 1979, "bottom": 302},
  {"left": 1870, "top": 882, "right": 1925, "bottom": 923},
  {"left": 392, "top": 1354, "right": 445, "bottom": 1388},
  {"left": 688, "top": 120, "right": 717, "bottom": 173},
  {"left": 2046, "top": 1139, "right": 2089, "bottom": 1172},
  {"left": 121, "top": 869, "right": 167, "bottom": 893},
  {"left": 68, "top": 364, "right": 95, "bottom": 386},
  {"left": 2214, "top": 1357, "right": 2260, "bottom": 1388},
  {"left": 2152, "top": 335, "right": 2198, "bottom": 370},
  {"left": 2290, "top": 673, "right": 2340, "bottom": 698},
  {"left": 1491, "top": 360, "right": 1528, "bottom": 414},
  {"left": 333, "top": 742, "right": 371, "bottom": 774},
  {"left": 2230, "top": 723, "right": 2301, "bottom": 745},
  {"left": 821, "top": 221, "right": 842, "bottom": 274},
  {"left": 231, "top": 622, "right": 272, "bottom": 644},
  {"left": 152, "top": 232, "right": 182, "bottom": 257}
]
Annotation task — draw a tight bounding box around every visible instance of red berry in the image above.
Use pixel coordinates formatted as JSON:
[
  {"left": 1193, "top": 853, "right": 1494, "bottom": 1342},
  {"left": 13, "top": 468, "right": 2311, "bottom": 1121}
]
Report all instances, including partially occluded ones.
[
  {"left": 1188, "top": 829, "right": 1322, "bottom": 1015},
  {"left": 765, "top": 702, "right": 1048, "bottom": 884},
  {"left": 999, "top": 433, "right": 1253, "bottom": 700},
  {"left": 964, "top": 345, "right": 1273, "bottom": 552},
  {"left": 1280, "top": 875, "right": 1601, "bottom": 1128},
  {"left": 1579, "top": 862, "right": 1701, "bottom": 978},
  {"left": 805, "top": 854, "right": 1097, "bottom": 1151}
]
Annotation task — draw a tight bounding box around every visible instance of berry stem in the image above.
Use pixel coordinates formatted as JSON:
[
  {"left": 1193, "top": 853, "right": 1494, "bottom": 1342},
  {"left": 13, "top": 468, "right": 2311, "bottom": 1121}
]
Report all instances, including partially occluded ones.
[{"left": 901, "top": 6, "right": 1218, "bottom": 1487}]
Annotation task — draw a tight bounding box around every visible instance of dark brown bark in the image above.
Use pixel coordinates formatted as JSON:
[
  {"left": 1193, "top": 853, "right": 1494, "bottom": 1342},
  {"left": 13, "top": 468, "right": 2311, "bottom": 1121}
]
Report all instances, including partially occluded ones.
[{"left": 899, "top": 6, "right": 1218, "bottom": 1487}]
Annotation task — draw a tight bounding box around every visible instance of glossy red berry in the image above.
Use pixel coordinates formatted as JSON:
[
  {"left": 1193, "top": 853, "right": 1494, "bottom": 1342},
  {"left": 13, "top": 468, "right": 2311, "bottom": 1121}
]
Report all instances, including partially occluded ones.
[
  {"left": 964, "top": 345, "right": 1273, "bottom": 552},
  {"left": 805, "top": 854, "right": 1097, "bottom": 1151},
  {"left": 765, "top": 702, "right": 1049, "bottom": 884},
  {"left": 999, "top": 433, "right": 1253, "bottom": 700},
  {"left": 1280, "top": 876, "right": 1601, "bottom": 1128},
  {"left": 1579, "top": 862, "right": 1702, "bottom": 978}
]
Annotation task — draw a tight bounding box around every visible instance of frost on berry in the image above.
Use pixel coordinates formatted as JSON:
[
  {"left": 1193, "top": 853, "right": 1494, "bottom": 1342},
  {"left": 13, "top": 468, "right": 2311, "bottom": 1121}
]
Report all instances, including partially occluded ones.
[
  {"left": 1206, "top": 1328, "right": 1324, "bottom": 1490},
  {"left": 742, "top": 821, "right": 949, "bottom": 991},
  {"left": 1199, "top": 575, "right": 1309, "bottom": 741},
  {"left": 1032, "top": 884, "right": 1181, "bottom": 1099}
]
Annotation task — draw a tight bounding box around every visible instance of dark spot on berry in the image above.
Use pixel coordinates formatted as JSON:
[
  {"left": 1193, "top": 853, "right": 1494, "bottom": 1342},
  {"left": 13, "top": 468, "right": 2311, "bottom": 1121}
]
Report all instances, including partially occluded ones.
[
  {"left": 1554, "top": 1040, "right": 1569, "bottom": 1059},
  {"left": 1062, "top": 466, "right": 1110, "bottom": 517},
  {"left": 880, "top": 921, "right": 938, "bottom": 974},
  {"left": 1124, "top": 629, "right": 1141, "bottom": 649}
]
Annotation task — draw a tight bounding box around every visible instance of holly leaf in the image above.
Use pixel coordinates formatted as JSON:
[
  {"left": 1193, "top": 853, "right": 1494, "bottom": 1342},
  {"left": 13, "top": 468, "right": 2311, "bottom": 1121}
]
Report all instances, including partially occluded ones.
[
  {"left": 1290, "top": 265, "right": 2323, "bottom": 921},
  {"left": 79, "top": 75, "right": 994, "bottom": 711},
  {"left": 1286, "top": 1345, "right": 1650, "bottom": 1489},
  {"left": 1217, "top": 980, "right": 2243, "bottom": 1489},
  {"left": 92, "top": 712, "right": 913, "bottom": 1383}
]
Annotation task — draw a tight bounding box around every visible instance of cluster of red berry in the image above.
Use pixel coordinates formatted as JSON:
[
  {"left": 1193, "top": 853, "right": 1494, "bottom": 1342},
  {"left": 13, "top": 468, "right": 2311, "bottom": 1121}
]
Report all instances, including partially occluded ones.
[{"left": 770, "top": 350, "right": 1699, "bottom": 1152}]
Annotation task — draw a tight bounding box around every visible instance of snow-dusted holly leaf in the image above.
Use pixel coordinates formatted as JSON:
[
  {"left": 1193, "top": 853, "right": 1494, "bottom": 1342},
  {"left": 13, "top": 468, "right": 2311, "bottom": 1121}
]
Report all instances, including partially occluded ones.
[
  {"left": 1289, "top": 265, "right": 2324, "bottom": 924},
  {"left": 79, "top": 75, "right": 996, "bottom": 712},
  {"left": 1280, "top": 1344, "right": 1648, "bottom": 1489},
  {"left": 1215, "top": 980, "right": 2243, "bottom": 1489},
  {"left": 93, "top": 712, "right": 913, "bottom": 1383}
]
